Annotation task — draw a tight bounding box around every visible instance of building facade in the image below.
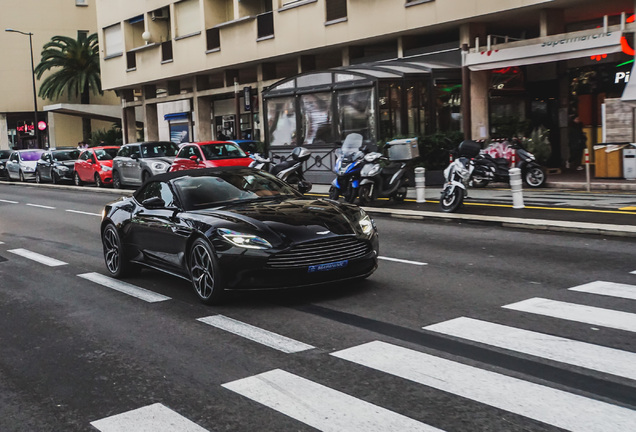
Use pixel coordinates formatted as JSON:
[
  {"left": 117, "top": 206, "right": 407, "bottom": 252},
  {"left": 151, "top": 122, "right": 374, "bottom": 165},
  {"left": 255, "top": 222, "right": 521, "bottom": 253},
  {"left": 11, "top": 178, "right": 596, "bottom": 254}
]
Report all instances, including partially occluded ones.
[
  {"left": 0, "top": 0, "right": 120, "bottom": 151},
  {"left": 94, "top": 0, "right": 636, "bottom": 178}
]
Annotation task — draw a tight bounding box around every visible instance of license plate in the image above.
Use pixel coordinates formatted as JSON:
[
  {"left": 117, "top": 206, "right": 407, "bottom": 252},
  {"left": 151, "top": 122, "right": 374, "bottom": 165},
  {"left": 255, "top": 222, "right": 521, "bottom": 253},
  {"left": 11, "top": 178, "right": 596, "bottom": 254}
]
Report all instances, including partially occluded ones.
[{"left": 308, "top": 260, "right": 348, "bottom": 273}]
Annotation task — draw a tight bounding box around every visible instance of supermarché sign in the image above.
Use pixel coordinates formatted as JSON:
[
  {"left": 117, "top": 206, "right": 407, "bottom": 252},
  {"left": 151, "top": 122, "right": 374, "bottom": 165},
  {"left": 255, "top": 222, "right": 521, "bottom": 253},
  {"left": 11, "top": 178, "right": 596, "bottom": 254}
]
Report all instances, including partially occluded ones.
[{"left": 466, "top": 30, "right": 623, "bottom": 71}]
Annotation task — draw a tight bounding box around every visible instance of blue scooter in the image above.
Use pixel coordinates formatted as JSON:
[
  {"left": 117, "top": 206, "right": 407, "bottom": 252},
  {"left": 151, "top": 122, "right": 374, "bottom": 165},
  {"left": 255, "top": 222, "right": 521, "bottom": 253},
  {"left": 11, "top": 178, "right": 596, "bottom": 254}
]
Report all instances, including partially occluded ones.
[{"left": 329, "top": 133, "right": 367, "bottom": 203}]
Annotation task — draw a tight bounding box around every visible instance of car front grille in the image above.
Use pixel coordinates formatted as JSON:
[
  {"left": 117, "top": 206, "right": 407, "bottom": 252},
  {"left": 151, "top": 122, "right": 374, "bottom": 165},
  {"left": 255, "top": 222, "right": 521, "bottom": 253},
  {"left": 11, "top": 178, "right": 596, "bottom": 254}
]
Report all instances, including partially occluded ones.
[{"left": 266, "top": 236, "right": 371, "bottom": 269}]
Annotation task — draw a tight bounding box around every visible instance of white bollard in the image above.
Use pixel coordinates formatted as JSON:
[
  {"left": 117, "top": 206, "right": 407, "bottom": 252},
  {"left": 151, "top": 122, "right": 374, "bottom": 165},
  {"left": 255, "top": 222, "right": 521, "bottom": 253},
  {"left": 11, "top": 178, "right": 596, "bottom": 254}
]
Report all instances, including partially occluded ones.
[
  {"left": 414, "top": 167, "right": 426, "bottom": 203},
  {"left": 509, "top": 167, "right": 525, "bottom": 209}
]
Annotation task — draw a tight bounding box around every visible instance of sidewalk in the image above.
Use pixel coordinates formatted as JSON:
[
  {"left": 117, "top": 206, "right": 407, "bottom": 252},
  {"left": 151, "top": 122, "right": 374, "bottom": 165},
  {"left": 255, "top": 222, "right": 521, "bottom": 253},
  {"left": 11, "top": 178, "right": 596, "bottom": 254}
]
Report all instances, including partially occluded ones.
[{"left": 309, "top": 170, "right": 636, "bottom": 237}]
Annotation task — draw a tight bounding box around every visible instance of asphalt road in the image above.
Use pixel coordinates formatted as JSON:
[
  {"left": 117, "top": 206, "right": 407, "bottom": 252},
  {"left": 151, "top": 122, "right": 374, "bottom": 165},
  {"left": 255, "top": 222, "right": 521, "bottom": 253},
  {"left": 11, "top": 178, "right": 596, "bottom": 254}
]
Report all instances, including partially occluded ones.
[{"left": 1, "top": 183, "right": 636, "bottom": 431}]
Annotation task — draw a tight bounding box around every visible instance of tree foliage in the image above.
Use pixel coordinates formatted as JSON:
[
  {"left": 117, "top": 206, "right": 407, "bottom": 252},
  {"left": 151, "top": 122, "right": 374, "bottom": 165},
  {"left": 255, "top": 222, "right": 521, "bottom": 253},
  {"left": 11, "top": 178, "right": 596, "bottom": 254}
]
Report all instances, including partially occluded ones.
[{"left": 34, "top": 33, "right": 102, "bottom": 103}]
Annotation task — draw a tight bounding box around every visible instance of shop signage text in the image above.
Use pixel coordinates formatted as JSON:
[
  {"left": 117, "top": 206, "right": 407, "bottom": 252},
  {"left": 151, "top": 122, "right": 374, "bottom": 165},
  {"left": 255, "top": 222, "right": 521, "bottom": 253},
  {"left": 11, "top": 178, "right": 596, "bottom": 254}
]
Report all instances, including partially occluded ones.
[
  {"left": 616, "top": 71, "right": 631, "bottom": 83},
  {"left": 541, "top": 32, "right": 612, "bottom": 48}
]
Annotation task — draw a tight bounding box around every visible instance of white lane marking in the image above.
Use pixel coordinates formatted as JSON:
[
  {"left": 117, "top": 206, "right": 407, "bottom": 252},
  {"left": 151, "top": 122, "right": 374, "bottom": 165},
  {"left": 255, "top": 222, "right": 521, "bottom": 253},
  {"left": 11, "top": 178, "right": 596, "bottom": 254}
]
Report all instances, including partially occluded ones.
[
  {"left": 26, "top": 203, "right": 55, "bottom": 209},
  {"left": 630, "top": 270, "right": 636, "bottom": 274},
  {"left": 332, "top": 341, "right": 636, "bottom": 432},
  {"left": 8, "top": 248, "right": 67, "bottom": 267},
  {"left": 197, "top": 315, "right": 314, "bottom": 353},
  {"left": 0, "top": 199, "right": 19, "bottom": 204},
  {"left": 0, "top": 241, "right": 4, "bottom": 245},
  {"left": 503, "top": 297, "right": 636, "bottom": 333},
  {"left": 90, "top": 403, "right": 209, "bottom": 432},
  {"left": 379, "top": 256, "right": 427, "bottom": 266},
  {"left": 569, "top": 281, "right": 636, "bottom": 301},
  {"left": 424, "top": 317, "right": 636, "bottom": 381},
  {"left": 78, "top": 272, "right": 171, "bottom": 303},
  {"left": 222, "top": 369, "right": 442, "bottom": 432},
  {"left": 66, "top": 209, "right": 101, "bottom": 217}
]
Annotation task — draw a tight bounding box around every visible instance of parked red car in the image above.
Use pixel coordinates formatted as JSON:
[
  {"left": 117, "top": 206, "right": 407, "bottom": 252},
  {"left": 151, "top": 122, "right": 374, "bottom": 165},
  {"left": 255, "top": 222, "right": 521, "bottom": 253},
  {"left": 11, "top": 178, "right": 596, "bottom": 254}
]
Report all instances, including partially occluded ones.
[
  {"left": 74, "top": 146, "right": 120, "bottom": 187},
  {"left": 169, "top": 141, "right": 252, "bottom": 172}
]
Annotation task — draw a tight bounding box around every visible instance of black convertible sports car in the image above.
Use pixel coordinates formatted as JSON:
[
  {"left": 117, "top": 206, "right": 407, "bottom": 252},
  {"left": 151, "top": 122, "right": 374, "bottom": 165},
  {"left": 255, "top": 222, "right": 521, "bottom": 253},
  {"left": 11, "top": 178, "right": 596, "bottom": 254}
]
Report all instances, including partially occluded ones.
[{"left": 100, "top": 166, "right": 379, "bottom": 304}]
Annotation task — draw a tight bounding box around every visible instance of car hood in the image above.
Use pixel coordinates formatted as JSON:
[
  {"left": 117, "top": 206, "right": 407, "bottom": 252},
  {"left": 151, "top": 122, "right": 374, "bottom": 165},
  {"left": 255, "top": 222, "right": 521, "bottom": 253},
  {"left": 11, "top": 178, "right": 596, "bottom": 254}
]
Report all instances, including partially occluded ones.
[
  {"left": 143, "top": 156, "right": 174, "bottom": 165},
  {"left": 20, "top": 161, "right": 38, "bottom": 169},
  {"left": 59, "top": 161, "right": 76, "bottom": 168},
  {"left": 191, "top": 197, "right": 363, "bottom": 245}
]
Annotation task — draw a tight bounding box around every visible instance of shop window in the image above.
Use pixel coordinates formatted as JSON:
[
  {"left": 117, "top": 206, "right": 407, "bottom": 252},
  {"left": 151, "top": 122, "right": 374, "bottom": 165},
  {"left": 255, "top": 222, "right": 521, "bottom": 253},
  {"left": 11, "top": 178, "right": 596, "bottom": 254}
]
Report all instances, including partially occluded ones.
[
  {"left": 126, "top": 51, "right": 136, "bottom": 70},
  {"left": 103, "top": 24, "right": 123, "bottom": 58},
  {"left": 257, "top": 11, "right": 274, "bottom": 39},
  {"left": 325, "top": 0, "right": 347, "bottom": 23},
  {"left": 268, "top": 96, "right": 297, "bottom": 146},
  {"left": 162, "top": 41, "right": 173, "bottom": 62},
  {"left": 337, "top": 88, "right": 375, "bottom": 142},
  {"left": 300, "top": 93, "right": 333, "bottom": 145},
  {"left": 436, "top": 82, "right": 462, "bottom": 132}
]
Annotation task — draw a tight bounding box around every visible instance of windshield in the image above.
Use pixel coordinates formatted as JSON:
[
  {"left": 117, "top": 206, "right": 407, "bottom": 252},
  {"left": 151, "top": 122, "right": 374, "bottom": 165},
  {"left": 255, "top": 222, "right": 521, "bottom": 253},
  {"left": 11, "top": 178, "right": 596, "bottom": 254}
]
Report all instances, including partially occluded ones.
[
  {"left": 94, "top": 148, "right": 119, "bottom": 161},
  {"left": 141, "top": 142, "right": 179, "bottom": 158},
  {"left": 340, "top": 133, "right": 363, "bottom": 157},
  {"left": 174, "top": 170, "right": 299, "bottom": 210},
  {"left": 53, "top": 150, "right": 80, "bottom": 161},
  {"left": 19, "top": 151, "right": 44, "bottom": 161},
  {"left": 200, "top": 142, "right": 247, "bottom": 160}
]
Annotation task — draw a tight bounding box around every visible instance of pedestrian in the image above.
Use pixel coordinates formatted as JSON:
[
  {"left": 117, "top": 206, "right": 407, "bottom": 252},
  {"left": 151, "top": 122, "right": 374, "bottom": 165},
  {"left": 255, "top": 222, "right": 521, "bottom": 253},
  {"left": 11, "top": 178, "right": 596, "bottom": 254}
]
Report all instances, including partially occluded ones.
[{"left": 567, "top": 116, "right": 586, "bottom": 171}]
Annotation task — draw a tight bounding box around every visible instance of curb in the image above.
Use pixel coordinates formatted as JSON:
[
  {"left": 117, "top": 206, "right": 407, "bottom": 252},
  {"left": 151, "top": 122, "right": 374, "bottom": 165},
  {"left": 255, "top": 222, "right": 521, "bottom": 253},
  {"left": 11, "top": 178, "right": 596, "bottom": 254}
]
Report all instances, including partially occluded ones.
[{"left": 363, "top": 207, "right": 636, "bottom": 238}]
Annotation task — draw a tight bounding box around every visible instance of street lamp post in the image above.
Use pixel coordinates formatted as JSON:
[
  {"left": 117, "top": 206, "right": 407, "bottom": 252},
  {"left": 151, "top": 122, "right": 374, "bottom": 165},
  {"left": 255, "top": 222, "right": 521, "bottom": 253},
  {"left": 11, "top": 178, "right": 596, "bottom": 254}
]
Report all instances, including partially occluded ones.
[{"left": 5, "top": 28, "right": 40, "bottom": 148}]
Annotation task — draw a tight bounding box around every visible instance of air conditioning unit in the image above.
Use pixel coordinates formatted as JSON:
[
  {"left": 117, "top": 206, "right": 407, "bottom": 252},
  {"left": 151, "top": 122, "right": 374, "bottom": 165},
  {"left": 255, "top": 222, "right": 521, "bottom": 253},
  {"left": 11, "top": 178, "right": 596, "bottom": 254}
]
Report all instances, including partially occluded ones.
[
  {"left": 151, "top": 9, "right": 168, "bottom": 21},
  {"left": 75, "top": 0, "right": 88, "bottom": 6}
]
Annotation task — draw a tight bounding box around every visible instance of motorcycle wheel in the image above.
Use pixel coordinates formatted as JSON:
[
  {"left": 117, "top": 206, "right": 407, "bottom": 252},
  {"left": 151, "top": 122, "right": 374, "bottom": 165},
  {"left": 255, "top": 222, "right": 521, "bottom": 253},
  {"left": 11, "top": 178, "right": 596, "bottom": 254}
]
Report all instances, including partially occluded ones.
[
  {"left": 471, "top": 178, "right": 489, "bottom": 188},
  {"left": 358, "top": 184, "right": 373, "bottom": 206},
  {"left": 524, "top": 166, "right": 546, "bottom": 188},
  {"left": 393, "top": 187, "right": 407, "bottom": 202},
  {"left": 440, "top": 187, "right": 464, "bottom": 213},
  {"left": 328, "top": 186, "right": 340, "bottom": 200},
  {"left": 344, "top": 187, "right": 357, "bottom": 204}
]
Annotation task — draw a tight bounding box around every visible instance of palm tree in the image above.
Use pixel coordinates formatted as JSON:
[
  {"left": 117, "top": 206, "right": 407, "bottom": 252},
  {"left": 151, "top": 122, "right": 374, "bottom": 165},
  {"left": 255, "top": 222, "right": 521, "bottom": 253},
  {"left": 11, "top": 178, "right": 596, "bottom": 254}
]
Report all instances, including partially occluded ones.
[{"left": 34, "top": 33, "right": 103, "bottom": 142}]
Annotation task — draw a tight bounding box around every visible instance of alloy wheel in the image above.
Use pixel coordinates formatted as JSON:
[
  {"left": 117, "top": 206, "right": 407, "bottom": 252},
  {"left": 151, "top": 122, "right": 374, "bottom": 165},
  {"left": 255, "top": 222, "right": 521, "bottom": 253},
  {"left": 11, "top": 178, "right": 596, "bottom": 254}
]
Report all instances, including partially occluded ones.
[
  {"left": 189, "top": 239, "right": 223, "bottom": 304},
  {"left": 102, "top": 225, "right": 121, "bottom": 275}
]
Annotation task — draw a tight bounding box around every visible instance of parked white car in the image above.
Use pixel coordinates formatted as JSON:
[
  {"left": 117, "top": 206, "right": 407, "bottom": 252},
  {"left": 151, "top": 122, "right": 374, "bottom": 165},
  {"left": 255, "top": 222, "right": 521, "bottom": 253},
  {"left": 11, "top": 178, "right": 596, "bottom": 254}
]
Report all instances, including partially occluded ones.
[
  {"left": 6, "top": 149, "right": 45, "bottom": 182},
  {"left": 112, "top": 141, "right": 179, "bottom": 188}
]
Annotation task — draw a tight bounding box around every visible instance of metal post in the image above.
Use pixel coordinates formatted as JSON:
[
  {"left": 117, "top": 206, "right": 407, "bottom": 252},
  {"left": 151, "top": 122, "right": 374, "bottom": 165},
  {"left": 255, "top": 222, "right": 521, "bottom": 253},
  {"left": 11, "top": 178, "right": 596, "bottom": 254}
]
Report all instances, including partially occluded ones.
[
  {"left": 584, "top": 147, "right": 591, "bottom": 192},
  {"left": 6, "top": 28, "right": 40, "bottom": 148},
  {"left": 509, "top": 167, "right": 525, "bottom": 209},
  {"left": 414, "top": 167, "right": 426, "bottom": 203}
]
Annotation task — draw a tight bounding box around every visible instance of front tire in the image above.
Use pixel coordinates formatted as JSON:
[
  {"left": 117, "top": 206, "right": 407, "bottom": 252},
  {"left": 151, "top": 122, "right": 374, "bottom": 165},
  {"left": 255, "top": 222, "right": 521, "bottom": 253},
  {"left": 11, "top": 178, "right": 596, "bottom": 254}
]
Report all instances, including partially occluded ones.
[
  {"left": 189, "top": 238, "right": 224, "bottom": 304},
  {"left": 440, "top": 186, "right": 464, "bottom": 213},
  {"left": 102, "top": 224, "right": 138, "bottom": 278},
  {"left": 35, "top": 170, "right": 42, "bottom": 184},
  {"left": 19, "top": 171, "right": 25, "bottom": 182},
  {"left": 328, "top": 186, "right": 340, "bottom": 200},
  {"left": 74, "top": 172, "right": 83, "bottom": 186},
  {"left": 95, "top": 173, "right": 104, "bottom": 188},
  {"left": 524, "top": 166, "right": 546, "bottom": 188},
  {"left": 358, "top": 184, "right": 373, "bottom": 206}
]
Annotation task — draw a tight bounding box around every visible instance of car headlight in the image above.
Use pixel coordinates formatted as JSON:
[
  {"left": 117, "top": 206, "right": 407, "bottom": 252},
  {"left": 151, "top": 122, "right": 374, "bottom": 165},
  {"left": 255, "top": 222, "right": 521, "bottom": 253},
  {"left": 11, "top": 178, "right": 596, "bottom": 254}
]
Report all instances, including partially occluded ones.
[
  {"left": 218, "top": 228, "right": 272, "bottom": 249},
  {"left": 24, "top": 166, "right": 35, "bottom": 172},
  {"left": 358, "top": 214, "right": 375, "bottom": 236},
  {"left": 152, "top": 162, "right": 167, "bottom": 171},
  {"left": 101, "top": 165, "right": 112, "bottom": 171}
]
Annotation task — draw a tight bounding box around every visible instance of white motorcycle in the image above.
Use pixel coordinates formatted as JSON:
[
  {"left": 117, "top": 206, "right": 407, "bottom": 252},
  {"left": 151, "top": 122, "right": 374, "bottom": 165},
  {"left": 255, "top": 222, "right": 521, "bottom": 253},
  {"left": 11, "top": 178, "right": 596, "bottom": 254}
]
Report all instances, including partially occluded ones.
[{"left": 439, "top": 140, "right": 481, "bottom": 213}]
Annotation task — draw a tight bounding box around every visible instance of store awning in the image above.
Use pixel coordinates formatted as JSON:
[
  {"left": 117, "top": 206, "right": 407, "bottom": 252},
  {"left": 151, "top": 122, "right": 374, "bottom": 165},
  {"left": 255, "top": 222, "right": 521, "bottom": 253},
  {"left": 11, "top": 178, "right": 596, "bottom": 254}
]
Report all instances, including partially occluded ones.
[
  {"left": 164, "top": 112, "right": 189, "bottom": 121},
  {"left": 44, "top": 103, "right": 143, "bottom": 123},
  {"left": 465, "top": 30, "right": 623, "bottom": 71}
]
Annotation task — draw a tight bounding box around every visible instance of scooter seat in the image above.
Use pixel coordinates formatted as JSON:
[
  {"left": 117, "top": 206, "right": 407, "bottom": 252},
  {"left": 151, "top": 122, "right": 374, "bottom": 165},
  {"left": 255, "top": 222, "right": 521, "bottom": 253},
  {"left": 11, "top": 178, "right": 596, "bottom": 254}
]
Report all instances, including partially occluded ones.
[{"left": 270, "top": 160, "right": 294, "bottom": 175}]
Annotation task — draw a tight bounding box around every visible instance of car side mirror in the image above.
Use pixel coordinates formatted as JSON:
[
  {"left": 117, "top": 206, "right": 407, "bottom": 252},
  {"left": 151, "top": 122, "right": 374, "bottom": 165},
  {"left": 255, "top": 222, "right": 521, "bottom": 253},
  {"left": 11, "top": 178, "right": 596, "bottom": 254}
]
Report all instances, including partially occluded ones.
[
  {"left": 131, "top": 154, "right": 140, "bottom": 160},
  {"left": 142, "top": 197, "right": 166, "bottom": 209},
  {"left": 189, "top": 155, "right": 199, "bottom": 162}
]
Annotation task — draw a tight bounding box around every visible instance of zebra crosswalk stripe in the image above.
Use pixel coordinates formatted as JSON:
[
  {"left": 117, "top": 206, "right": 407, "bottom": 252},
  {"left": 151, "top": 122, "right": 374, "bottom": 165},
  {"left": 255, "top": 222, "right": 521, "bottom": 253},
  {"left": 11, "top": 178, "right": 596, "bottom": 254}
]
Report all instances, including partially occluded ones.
[
  {"left": 424, "top": 317, "right": 636, "bottom": 380},
  {"left": 222, "top": 369, "right": 443, "bottom": 432},
  {"left": 78, "top": 272, "right": 171, "bottom": 303},
  {"left": 502, "top": 297, "right": 636, "bottom": 332},
  {"left": 332, "top": 340, "right": 636, "bottom": 432},
  {"left": 8, "top": 248, "right": 67, "bottom": 267},
  {"left": 569, "top": 280, "right": 636, "bottom": 301},
  {"left": 90, "top": 403, "right": 208, "bottom": 432}
]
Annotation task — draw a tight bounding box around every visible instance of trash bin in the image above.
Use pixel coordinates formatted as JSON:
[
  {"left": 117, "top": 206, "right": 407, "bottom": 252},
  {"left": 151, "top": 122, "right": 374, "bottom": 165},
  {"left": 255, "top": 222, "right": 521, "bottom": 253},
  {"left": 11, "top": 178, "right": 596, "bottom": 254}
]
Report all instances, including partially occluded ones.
[
  {"left": 606, "top": 145, "right": 624, "bottom": 178},
  {"left": 624, "top": 147, "right": 636, "bottom": 180},
  {"left": 594, "top": 145, "right": 607, "bottom": 177}
]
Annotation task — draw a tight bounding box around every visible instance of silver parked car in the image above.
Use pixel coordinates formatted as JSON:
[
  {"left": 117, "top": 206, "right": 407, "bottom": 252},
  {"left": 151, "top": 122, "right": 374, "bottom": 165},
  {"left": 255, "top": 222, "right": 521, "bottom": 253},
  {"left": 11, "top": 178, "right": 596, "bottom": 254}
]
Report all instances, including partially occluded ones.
[
  {"left": 6, "top": 149, "right": 45, "bottom": 182},
  {"left": 112, "top": 141, "right": 179, "bottom": 188}
]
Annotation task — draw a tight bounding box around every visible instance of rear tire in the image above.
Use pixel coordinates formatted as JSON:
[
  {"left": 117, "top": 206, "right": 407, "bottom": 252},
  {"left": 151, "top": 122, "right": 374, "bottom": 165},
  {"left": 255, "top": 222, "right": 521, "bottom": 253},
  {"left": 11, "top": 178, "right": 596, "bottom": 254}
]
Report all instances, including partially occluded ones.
[
  {"left": 440, "top": 186, "right": 464, "bottom": 213},
  {"left": 393, "top": 187, "right": 407, "bottom": 202},
  {"left": 112, "top": 171, "right": 122, "bottom": 189},
  {"left": 189, "top": 238, "right": 224, "bottom": 304},
  {"left": 524, "top": 166, "right": 546, "bottom": 188}
]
